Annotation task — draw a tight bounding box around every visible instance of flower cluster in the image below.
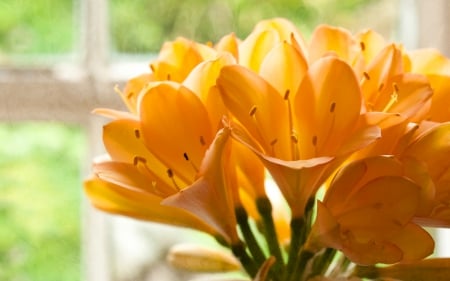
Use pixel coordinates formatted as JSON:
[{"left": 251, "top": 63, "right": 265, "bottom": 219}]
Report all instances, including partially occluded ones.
[{"left": 85, "top": 18, "right": 450, "bottom": 281}]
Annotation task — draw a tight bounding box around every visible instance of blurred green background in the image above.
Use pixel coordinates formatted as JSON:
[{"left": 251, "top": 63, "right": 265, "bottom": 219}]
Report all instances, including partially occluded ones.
[{"left": 0, "top": 0, "right": 392, "bottom": 280}]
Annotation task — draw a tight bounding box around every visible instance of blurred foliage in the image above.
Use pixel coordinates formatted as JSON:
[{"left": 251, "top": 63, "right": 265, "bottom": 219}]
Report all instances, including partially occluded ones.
[
  {"left": 110, "top": 0, "right": 380, "bottom": 53},
  {"left": 0, "top": 0, "right": 383, "bottom": 55},
  {"left": 0, "top": 0, "right": 75, "bottom": 55},
  {"left": 0, "top": 123, "right": 84, "bottom": 281}
]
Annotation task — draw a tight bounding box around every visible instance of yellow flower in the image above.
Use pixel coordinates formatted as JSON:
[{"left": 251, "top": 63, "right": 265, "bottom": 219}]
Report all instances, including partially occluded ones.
[{"left": 306, "top": 156, "right": 434, "bottom": 265}]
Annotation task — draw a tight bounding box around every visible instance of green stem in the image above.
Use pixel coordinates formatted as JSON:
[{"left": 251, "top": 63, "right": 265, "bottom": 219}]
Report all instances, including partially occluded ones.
[
  {"left": 231, "top": 242, "right": 258, "bottom": 277},
  {"left": 308, "top": 248, "right": 337, "bottom": 279},
  {"left": 288, "top": 249, "right": 315, "bottom": 281},
  {"left": 283, "top": 217, "right": 305, "bottom": 281},
  {"left": 235, "top": 206, "right": 266, "bottom": 266},
  {"left": 257, "top": 197, "right": 285, "bottom": 278}
]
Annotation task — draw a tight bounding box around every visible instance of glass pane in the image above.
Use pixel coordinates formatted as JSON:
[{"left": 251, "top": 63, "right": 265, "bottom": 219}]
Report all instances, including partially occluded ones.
[
  {"left": 0, "top": 122, "right": 85, "bottom": 281},
  {"left": 109, "top": 0, "right": 399, "bottom": 55},
  {"left": 0, "top": 0, "right": 77, "bottom": 65}
]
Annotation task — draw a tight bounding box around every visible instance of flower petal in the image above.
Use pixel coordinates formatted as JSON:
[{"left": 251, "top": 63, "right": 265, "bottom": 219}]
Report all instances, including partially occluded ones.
[
  {"left": 217, "top": 65, "right": 291, "bottom": 159},
  {"left": 84, "top": 178, "right": 218, "bottom": 235},
  {"left": 140, "top": 82, "right": 213, "bottom": 185},
  {"left": 294, "top": 56, "right": 363, "bottom": 158}
]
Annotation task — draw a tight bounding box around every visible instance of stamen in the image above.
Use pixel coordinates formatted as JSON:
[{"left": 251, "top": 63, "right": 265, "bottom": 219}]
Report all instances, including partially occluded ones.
[
  {"left": 360, "top": 41, "right": 366, "bottom": 51},
  {"left": 312, "top": 135, "right": 318, "bottom": 146},
  {"left": 167, "top": 168, "right": 181, "bottom": 190},
  {"left": 249, "top": 105, "right": 257, "bottom": 116},
  {"left": 134, "top": 129, "right": 140, "bottom": 139},
  {"left": 199, "top": 136, "right": 206, "bottom": 146},
  {"left": 127, "top": 92, "right": 134, "bottom": 99},
  {"left": 363, "top": 72, "right": 370, "bottom": 80},
  {"left": 133, "top": 156, "right": 147, "bottom": 166},
  {"left": 330, "top": 102, "right": 336, "bottom": 113},
  {"left": 284, "top": 89, "right": 290, "bottom": 100},
  {"left": 150, "top": 64, "right": 156, "bottom": 72},
  {"left": 183, "top": 152, "right": 199, "bottom": 173},
  {"left": 291, "top": 133, "right": 298, "bottom": 144},
  {"left": 382, "top": 83, "right": 399, "bottom": 112}
]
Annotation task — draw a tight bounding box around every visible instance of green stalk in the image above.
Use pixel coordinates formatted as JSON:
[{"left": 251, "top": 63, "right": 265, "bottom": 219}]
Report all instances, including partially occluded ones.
[
  {"left": 235, "top": 206, "right": 267, "bottom": 265},
  {"left": 283, "top": 217, "right": 305, "bottom": 281},
  {"left": 231, "top": 242, "right": 259, "bottom": 277},
  {"left": 308, "top": 248, "right": 337, "bottom": 279},
  {"left": 288, "top": 249, "right": 315, "bottom": 281},
  {"left": 256, "top": 197, "right": 285, "bottom": 279}
]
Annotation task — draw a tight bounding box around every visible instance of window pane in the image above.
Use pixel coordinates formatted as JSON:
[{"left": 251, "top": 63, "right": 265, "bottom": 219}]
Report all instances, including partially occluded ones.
[
  {"left": 0, "top": 0, "right": 77, "bottom": 65},
  {"left": 0, "top": 122, "right": 84, "bottom": 281}
]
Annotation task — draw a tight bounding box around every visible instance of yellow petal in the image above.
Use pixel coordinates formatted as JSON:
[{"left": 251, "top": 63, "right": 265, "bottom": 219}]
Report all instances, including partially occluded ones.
[
  {"left": 121, "top": 73, "right": 154, "bottom": 113},
  {"left": 139, "top": 82, "right": 213, "bottom": 185},
  {"left": 215, "top": 32, "right": 240, "bottom": 61},
  {"left": 239, "top": 29, "right": 279, "bottom": 72}
]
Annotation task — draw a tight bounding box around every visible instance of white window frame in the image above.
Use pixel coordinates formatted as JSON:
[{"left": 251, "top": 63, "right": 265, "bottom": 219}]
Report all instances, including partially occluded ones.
[{"left": 0, "top": 0, "right": 448, "bottom": 280}]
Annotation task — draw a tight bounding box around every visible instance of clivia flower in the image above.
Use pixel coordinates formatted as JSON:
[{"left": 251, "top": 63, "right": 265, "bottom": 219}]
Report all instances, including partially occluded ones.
[{"left": 84, "top": 18, "right": 450, "bottom": 281}]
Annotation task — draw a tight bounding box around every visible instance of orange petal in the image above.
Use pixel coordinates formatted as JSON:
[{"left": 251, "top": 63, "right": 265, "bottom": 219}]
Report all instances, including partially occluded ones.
[
  {"left": 409, "top": 48, "right": 450, "bottom": 75},
  {"left": 102, "top": 119, "right": 176, "bottom": 187},
  {"left": 427, "top": 75, "right": 450, "bottom": 122},
  {"left": 139, "top": 82, "right": 213, "bottom": 185},
  {"left": 361, "top": 44, "right": 404, "bottom": 108},
  {"left": 93, "top": 161, "right": 176, "bottom": 198},
  {"left": 308, "top": 25, "right": 356, "bottom": 63},
  {"left": 388, "top": 222, "right": 434, "bottom": 262},
  {"left": 84, "top": 178, "right": 218, "bottom": 236},
  {"left": 217, "top": 65, "right": 291, "bottom": 159},
  {"left": 162, "top": 128, "right": 239, "bottom": 245},
  {"left": 259, "top": 41, "right": 308, "bottom": 97},
  {"left": 294, "top": 56, "right": 363, "bottom": 158}
]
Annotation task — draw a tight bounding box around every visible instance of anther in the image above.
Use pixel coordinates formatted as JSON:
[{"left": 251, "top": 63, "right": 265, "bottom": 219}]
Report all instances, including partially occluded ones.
[
  {"left": 150, "top": 64, "right": 155, "bottom": 72},
  {"left": 291, "top": 134, "right": 298, "bottom": 144},
  {"left": 363, "top": 72, "right": 370, "bottom": 80},
  {"left": 284, "top": 89, "right": 290, "bottom": 100},
  {"left": 200, "top": 136, "right": 206, "bottom": 146},
  {"left": 183, "top": 152, "right": 189, "bottom": 161},
  {"left": 330, "top": 102, "right": 336, "bottom": 113},
  {"left": 249, "top": 105, "right": 257, "bottom": 116},
  {"left": 167, "top": 168, "right": 174, "bottom": 178},
  {"left": 312, "top": 135, "right": 317, "bottom": 146},
  {"left": 393, "top": 82, "right": 399, "bottom": 93},
  {"left": 133, "top": 156, "right": 146, "bottom": 166},
  {"left": 378, "top": 83, "right": 385, "bottom": 92},
  {"left": 167, "top": 74, "right": 171, "bottom": 81},
  {"left": 360, "top": 41, "right": 366, "bottom": 51},
  {"left": 134, "top": 129, "right": 140, "bottom": 139},
  {"left": 270, "top": 138, "right": 278, "bottom": 146}
]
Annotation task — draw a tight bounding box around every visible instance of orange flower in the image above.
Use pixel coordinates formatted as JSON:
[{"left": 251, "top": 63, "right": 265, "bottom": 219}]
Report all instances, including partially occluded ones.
[
  {"left": 306, "top": 156, "right": 434, "bottom": 265},
  {"left": 217, "top": 56, "right": 380, "bottom": 217}
]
